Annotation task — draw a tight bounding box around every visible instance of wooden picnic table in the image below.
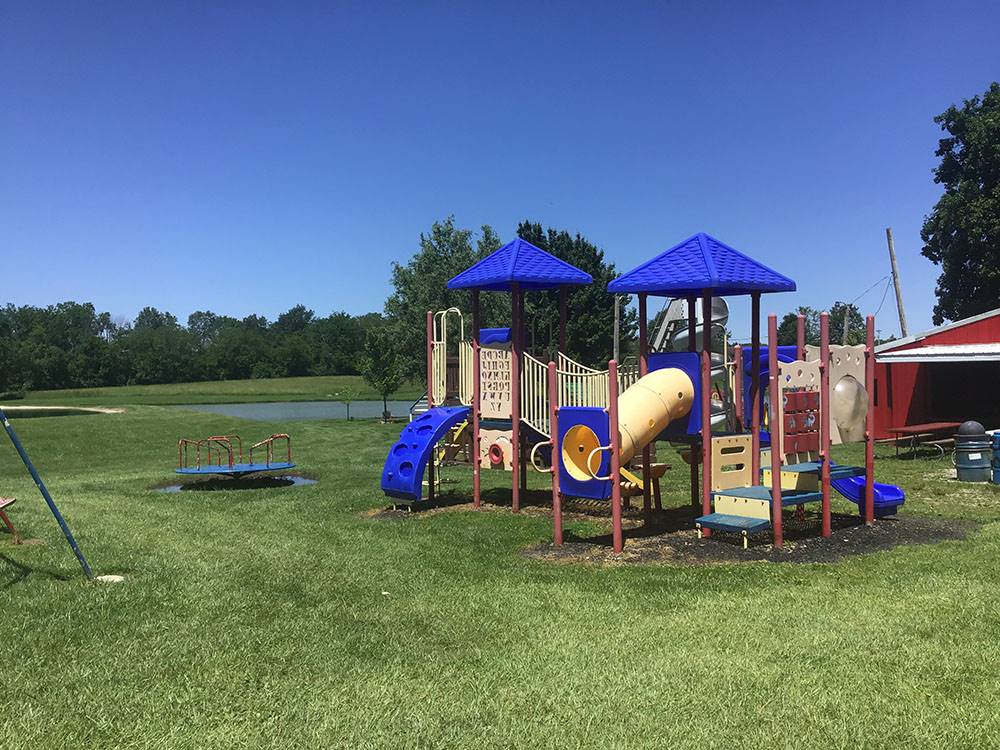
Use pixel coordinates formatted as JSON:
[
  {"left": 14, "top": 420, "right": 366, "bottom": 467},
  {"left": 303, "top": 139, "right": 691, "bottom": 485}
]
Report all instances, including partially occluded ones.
[{"left": 887, "top": 422, "right": 962, "bottom": 458}]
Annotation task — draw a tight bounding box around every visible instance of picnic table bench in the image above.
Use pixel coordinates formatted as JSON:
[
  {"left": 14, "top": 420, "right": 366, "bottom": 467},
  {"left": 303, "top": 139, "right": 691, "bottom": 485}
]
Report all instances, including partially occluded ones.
[{"left": 888, "top": 422, "right": 961, "bottom": 459}]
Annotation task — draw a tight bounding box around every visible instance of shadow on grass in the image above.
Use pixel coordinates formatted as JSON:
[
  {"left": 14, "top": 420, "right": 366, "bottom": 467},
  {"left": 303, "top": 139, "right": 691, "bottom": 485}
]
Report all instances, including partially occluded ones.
[{"left": 0, "top": 553, "right": 72, "bottom": 588}]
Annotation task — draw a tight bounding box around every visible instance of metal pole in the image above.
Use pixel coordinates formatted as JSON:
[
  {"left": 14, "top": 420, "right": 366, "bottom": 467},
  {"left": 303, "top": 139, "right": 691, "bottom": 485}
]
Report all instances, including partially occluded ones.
[
  {"left": 865, "top": 315, "right": 876, "bottom": 524},
  {"left": 609, "top": 359, "right": 623, "bottom": 553},
  {"left": 472, "top": 290, "right": 481, "bottom": 509},
  {"left": 1, "top": 409, "right": 93, "bottom": 579},
  {"left": 548, "top": 361, "right": 562, "bottom": 545},
  {"left": 820, "top": 312, "right": 831, "bottom": 537},
  {"left": 886, "top": 227, "right": 908, "bottom": 337},
  {"left": 767, "top": 315, "right": 783, "bottom": 548},
  {"left": 638, "top": 294, "right": 651, "bottom": 516}
]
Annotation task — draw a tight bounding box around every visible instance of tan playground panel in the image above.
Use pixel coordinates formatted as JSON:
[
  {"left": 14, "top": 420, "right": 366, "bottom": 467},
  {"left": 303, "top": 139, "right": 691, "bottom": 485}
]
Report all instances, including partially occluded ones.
[
  {"left": 710, "top": 434, "right": 753, "bottom": 491},
  {"left": 713, "top": 494, "right": 770, "bottom": 520}
]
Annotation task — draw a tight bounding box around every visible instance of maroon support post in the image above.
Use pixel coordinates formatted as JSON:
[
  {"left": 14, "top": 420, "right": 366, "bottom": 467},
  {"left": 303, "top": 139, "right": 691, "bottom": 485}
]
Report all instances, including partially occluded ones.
[
  {"left": 768, "top": 314, "right": 783, "bottom": 548},
  {"left": 820, "top": 312, "right": 831, "bottom": 537},
  {"left": 733, "top": 344, "right": 744, "bottom": 429},
  {"left": 511, "top": 284, "right": 522, "bottom": 512},
  {"left": 609, "top": 359, "right": 623, "bottom": 553},
  {"left": 751, "top": 292, "right": 761, "bottom": 481},
  {"left": 700, "top": 293, "right": 713, "bottom": 521},
  {"left": 638, "top": 293, "right": 651, "bottom": 516},
  {"left": 426, "top": 310, "right": 435, "bottom": 502},
  {"left": 472, "top": 291, "right": 481, "bottom": 508},
  {"left": 548, "top": 361, "right": 562, "bottom": 545},
  {"left": 796, "top": 312, "right": 806, "bottom": 360},
  {"left": 864, "top": 315, "right": 875, "bottom": 524},
  {"left": 688, "top": 296, "right": 699, "bottom": 510}
]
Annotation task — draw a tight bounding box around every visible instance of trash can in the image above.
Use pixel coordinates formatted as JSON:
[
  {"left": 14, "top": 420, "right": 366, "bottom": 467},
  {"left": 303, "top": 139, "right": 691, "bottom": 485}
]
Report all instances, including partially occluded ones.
[
  {"left": 954, "top": 421, "right": 991, "bottom": 482},
  {"left": 992, "top": 433, "right": 1000, "bottom": 485}
]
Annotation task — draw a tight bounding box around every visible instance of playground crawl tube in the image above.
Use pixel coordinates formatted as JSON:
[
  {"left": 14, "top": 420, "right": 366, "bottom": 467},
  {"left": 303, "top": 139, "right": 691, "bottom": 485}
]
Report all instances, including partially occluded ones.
[
  {"left": 561, "top": 368, "right": 694, "bottom": 482},
  {"left": 382, "top": 406, "right": 470, "bottom": 501}
]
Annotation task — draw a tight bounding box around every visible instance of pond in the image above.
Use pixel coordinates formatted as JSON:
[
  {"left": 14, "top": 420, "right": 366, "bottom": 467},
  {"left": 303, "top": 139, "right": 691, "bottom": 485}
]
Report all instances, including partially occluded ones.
[{"left": 176, "top": 400, "right": 415, "bottom": 422}]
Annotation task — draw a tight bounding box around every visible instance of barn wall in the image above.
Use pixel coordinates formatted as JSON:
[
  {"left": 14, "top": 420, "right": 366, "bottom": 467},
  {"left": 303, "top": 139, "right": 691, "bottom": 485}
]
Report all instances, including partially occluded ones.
[{"left": 873, "top": 311, "right": 1000, "bottom": 437}]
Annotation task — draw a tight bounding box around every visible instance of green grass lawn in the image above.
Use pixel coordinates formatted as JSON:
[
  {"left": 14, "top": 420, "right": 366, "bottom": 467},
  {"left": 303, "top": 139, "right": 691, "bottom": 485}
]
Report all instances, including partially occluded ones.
[
  {"left": 1, "top": 407, "right": 999, "bottom": 748},
  {"left": 10, "top": 374, "right": 424, "bottom": 407}
]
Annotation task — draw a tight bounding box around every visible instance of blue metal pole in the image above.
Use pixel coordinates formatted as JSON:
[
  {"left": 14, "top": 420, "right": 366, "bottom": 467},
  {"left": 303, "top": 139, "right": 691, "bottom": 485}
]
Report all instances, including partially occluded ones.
[{"left": 0, "top": 408, "right": 94, "bottom": 579}]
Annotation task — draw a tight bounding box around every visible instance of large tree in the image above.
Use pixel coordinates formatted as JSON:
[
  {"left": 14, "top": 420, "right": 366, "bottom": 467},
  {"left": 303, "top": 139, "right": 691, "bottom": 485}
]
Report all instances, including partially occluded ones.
[
  {"left": 921, "top": 82, "right": 1000, "bottom": 325},
  {"left": 516, "top": 221, "right": 637, "bottom": 367},
  {"left": 384, "top": 217, "right": 506, "bottom": 379}
]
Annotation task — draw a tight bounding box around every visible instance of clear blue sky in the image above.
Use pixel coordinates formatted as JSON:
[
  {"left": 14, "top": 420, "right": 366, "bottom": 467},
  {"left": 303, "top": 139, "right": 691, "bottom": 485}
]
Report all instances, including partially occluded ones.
[{"left": 3, "top": 1, "right": 998, "bottom": 340}]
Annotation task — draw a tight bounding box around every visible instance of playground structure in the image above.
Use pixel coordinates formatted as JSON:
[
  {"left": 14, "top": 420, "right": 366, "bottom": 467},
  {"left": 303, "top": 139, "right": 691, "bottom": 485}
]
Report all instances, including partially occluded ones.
[
  {"left": 177, "top": 433, "right": 294, "bottom": 477},
  {"left": 381, "top": 233, "right": 905, "bottom": 550}
]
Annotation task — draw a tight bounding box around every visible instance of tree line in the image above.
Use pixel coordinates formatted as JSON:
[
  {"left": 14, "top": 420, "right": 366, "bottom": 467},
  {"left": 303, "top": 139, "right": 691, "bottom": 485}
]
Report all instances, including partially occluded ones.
[{"left": 0, "top": 302, "right": 382, "bottom": 393}]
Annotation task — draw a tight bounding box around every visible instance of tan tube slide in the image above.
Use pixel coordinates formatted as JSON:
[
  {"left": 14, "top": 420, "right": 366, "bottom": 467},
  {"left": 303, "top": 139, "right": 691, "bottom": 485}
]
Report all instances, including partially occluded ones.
[{"left": 562, "top": 368, "right": 695, "bottom": 481}]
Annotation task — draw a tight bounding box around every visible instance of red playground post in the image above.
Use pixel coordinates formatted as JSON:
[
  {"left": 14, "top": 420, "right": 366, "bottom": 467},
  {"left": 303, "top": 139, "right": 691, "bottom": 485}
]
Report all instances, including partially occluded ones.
[
  {"left": 426, "top": 310, "right": 435, "bottom": 502},
  {"left": 608, "top": 359, "right": 623, "bottom": 553},
  {"left": 767, "top": 314, "right": 783, "bottom": 548},
  {"left": 472, "top": 290, "right": 481, "bottom": 508},
  {"left": 510, "top": 283, "right": 522, "bottom": 512},
  {"left": 750, "top": 292, "right": 762, "bottom": 481},
  {"left": 700, "top": 294, "right": 713, "bottom": 524},
  {"left": 796, "top": 312, "right": 806, "bottom": 360},
  {"left": 687, "top": 296, "right": 699, "bottom": 510},
  {"left": 638, "top": 293, "right": 651, "bottom": 516},
  {"left": 548, "top": 361, "right": 562, "bottom": 545},
  {"left": 820, "top": 312, "right": 832, "bottom": 537},
  {"left": 865, "top": 315, "right": 876, "bottom": 524}
]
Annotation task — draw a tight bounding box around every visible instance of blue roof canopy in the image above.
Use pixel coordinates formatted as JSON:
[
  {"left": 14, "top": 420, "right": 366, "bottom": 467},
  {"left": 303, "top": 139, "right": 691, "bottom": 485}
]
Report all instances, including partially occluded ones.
[
  {"left": 608, "top": 233, "right": 796, "bottom": 297},
  {"left": 448, "top": 238, "right": 592, "bottom": 292}
]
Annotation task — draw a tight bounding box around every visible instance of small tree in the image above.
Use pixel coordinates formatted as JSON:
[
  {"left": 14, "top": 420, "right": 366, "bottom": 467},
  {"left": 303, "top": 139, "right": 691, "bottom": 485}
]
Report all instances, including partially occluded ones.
[
  {"left": 333, "top": 385, "right": 359, "bottom": 420},
  {"left": 360, "top": 327, "right": 403, "bottom": 421}
]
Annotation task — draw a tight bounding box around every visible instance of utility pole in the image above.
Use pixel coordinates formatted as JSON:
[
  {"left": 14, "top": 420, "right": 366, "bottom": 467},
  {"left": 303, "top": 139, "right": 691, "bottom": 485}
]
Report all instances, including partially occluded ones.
[
  {"left": 613, "top": 294, "right": 620, "bottom": 361},
  {"left": 841, "top": 304, "right": 851, "bottom": 346},
  {"left": 885, "top": 227, "right": 908, "bottom": 337}
]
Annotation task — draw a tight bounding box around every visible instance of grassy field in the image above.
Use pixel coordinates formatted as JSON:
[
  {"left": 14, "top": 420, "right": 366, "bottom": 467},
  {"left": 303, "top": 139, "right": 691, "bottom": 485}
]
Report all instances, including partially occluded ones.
[
  {"left": 1, "top": 406, "right": 999, "bottom": 748},
  {"left": 10, "top": 374, "right": 424, "bottom": 407}
]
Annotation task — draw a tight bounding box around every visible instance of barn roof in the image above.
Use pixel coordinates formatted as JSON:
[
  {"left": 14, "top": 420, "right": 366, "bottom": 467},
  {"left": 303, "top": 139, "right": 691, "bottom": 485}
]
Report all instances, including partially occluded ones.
[{"left": 876, "top": 307, "right": 1000, "bottom": 354}]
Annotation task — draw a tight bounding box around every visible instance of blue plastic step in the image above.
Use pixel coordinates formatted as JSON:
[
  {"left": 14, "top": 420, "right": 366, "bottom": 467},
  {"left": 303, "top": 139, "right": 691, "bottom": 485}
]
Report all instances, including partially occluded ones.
[
  {"left": 695, "top": 513, "right": 771, "bottom": 533},
  {"left": 713, "top": 485, "right": 823, "bottom": 506},
  {"left": 774, "top": 462, "right": 864, "bottom": 480},
  {"left": 381, "top": 406, "right": 470, "bottom": 502}
]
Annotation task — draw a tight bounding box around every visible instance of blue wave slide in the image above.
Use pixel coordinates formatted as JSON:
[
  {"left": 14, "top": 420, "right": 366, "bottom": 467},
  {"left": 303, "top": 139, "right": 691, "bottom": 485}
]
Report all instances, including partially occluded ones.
[
  {"left": 830, "top": 472, "right": 905, "bottom": 517},
  {"left": 381, "top": 406, "right": 469, "bottom": 501}
]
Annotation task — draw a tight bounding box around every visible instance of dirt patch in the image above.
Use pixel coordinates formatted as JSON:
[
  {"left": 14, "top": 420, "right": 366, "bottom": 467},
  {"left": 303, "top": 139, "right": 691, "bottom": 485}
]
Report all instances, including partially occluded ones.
[
  {"left": 523, "top": 510, "right": 979, "bottom": 566},
  {"left": 364, "top": 492, "right": 978, "bottom": 565},
  {"left": 150, "top": 472, "right": 318, "bottom": 493}
]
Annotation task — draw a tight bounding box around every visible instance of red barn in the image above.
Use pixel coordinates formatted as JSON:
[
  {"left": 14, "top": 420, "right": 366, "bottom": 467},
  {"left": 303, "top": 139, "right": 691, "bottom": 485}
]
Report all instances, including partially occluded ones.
[{"left": 873, "top": 308, "right": 1000, "bottom": 438}]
